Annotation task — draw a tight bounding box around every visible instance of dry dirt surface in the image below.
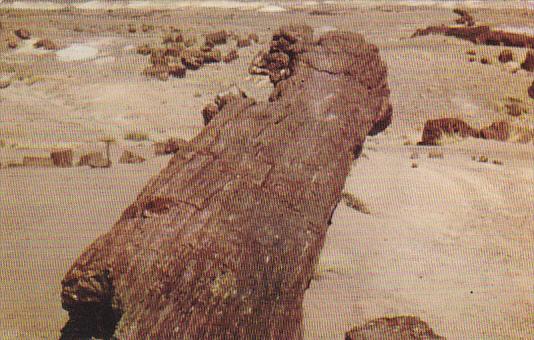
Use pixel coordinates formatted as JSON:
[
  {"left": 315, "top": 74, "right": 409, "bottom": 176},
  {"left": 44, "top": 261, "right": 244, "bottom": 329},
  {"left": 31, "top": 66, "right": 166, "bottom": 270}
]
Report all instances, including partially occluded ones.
[{"left": 0, "top": 2, "right": 533, "bottom": 339}]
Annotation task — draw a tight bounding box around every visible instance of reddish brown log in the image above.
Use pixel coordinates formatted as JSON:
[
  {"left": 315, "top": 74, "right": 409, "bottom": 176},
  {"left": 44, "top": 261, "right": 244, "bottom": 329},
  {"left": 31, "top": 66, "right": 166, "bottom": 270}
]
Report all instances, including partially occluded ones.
[{"left": 60, "top": 25, "right": 392, "bottom": 339}]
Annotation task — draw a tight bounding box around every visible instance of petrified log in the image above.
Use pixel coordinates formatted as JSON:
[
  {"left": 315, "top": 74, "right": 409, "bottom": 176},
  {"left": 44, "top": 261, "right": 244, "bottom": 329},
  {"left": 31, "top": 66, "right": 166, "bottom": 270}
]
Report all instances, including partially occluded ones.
[
  {"left": 51, "top": 149, "right": 73, "bottom": 167},
  {"left": 412, "top": 25, "right": 534, "bottom": 48},
  {"left": 60, "top": 25, "right": 392, "bottom": 339}
]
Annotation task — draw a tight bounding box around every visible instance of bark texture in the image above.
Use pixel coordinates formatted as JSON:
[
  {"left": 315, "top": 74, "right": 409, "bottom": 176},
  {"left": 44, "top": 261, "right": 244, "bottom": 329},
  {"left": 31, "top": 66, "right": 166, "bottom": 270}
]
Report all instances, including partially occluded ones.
[{"left": 60, "top": 25, "right": 392, "bottom": 340}]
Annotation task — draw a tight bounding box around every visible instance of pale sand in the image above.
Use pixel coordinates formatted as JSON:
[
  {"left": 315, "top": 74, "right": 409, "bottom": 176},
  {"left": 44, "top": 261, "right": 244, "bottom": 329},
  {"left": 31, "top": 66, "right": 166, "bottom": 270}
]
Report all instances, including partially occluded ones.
[{"left": 0, "top": 3, "right": 533, "bottom": 339}]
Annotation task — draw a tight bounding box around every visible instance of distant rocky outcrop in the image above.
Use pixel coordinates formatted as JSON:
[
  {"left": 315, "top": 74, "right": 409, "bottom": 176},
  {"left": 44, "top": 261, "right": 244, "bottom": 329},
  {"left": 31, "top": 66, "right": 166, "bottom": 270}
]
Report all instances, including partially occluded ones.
[
  {"left": 412, "top": 10, "right": 534, "bottom": 49},
  {"left": 60, "top": 25, "right": 392, "bottom": 339},
  {"left": 418, "top": 118, "right": 511, "bottom": 145},
  {"left": 345, "top": 316, "right": 444, "bottom": 340}
]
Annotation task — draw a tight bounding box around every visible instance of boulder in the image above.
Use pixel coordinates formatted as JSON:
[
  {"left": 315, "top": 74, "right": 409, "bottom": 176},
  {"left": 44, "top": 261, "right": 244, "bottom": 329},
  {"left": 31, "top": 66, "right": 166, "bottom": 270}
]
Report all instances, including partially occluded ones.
[
  {"left": 78, "top": 152, "right": 105, "bottom": 166},
  {"left": 345, "top": 316, "right": 444, "bottom": 340},
  {"left": 119, "top": 150, "right": 145, "bottom": 164},
  {"left": 50, "top": 149, "right": 73, "bottom": 167},
  {"left": 181, "top": 54, "right": 203, "bottom": 70},
  {"left": 236, "top": 37, "right": 251, "bottom": 48},
  {"left": 168, "top": 61, "right": 186, "bottom": 78},
  {"left": 418, "top": 118, "right": 479, "bottom": 145},
  {"left": 503, "top": 97, "right": 527, "bottom": 117},
  {"left": 204, "top": 30, "right": 227, "bottom": 45},
  {"left": 153, "top": 138, "right": 191, "bottom": 155},
  {"left": 223, "top": 49, "right": 239, "bottom": 63},
  {"left": 498, "top": 49, "right": 514, "bottom": 63},
  {"left": 34, "top": 39, "right": 59, "bottom": 50},
  {"left": 14, "top": 28, "right": 30, "bottom": 40},
  {"left": 520, "top": 49, "right": 534, "bottom": 72},
  {"left": 480, "top": 121, "right": 510, "bottom": 141}
]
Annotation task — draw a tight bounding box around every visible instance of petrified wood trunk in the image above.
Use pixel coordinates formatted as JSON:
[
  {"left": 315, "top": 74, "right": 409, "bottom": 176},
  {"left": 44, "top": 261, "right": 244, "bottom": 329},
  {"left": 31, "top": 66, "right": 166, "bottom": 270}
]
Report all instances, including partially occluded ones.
[{"left": 60, "top": 25, "right": 392, "bottom": 339}]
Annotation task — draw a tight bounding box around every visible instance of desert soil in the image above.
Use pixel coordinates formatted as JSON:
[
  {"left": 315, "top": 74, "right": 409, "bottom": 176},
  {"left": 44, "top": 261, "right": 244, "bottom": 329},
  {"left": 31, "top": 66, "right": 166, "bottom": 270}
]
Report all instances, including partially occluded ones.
[{"left": 0, "top": 1, "right": 533, "bottom": 339}]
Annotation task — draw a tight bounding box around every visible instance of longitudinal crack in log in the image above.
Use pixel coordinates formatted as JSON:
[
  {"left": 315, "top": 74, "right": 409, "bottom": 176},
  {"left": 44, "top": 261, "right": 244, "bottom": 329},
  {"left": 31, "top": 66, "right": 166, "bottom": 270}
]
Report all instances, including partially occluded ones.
[{"left": 60, "top": 24, "right": 392, "bottom": 339}]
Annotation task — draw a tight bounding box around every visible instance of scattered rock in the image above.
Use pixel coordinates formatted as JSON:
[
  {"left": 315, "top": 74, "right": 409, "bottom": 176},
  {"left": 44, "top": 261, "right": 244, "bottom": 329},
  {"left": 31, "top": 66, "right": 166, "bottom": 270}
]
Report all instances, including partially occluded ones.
[
  {"left": 163, "top": 33, "right": 175, "bottom": 44},
  {"left": 184, "top": 36, "right": 196, "bottom": 48},
  {"left": 153, "top": 138, "right": 190, "bottom": 155},
  {"left": 0, "top": 80, "right": 11, "bottom": 89},
  {"left": 341, "top": 192, "right": 370, "bottom": 215},
  {"left": 223, "top": 49, "right": 239, "bottom": 63},
  {"left": 200, "top": 44, "right": 212, "bottom": 53},
  {"left": 418, "top": 118, "right": 479, "bottom": 145},
  {"left": 409, "top": 151, "right": 419, "bottom": 159},
  {"left": 477, "top": 155, "right": 489, "bottom": 163},
  {"left": 520, "top": 49, "right": 534, "bottom": 72},
  {"left": 34, "top": 38, "right": 59, "bottom": 50},
  {"left": 119, "top": 150, "right": 145, "bottom": 164},
  {"left": 480, "top": 121, "right": 510, "bottom": 141},
  {"left": 141, "top": 24, "right": 153, "bottom": 33},
  {"left": 237, "top": 37, "right": 251, "bottom": 48},
  {"left": 503, "top": 97, "right": 527, "bottom": 117},
  {"left": 78, "top": 152, "right": 105, "bottom": 166},
  {"left": 149, "top": 49, "right": 170, "bottom": 65},
  {"left": 453, "top": 8, "right": 475, "bottom": 27},
  {"left": 22, "top": 156, "right": 54, "bottom": 167},
  {"left": 201, "top": 103, "right": 219, "bottom": 125},
  {"left": 468, "top": 57, "right": 476, "bottom": 62},
  {"left": 529, "top": 80, "right": 534, "bottom": 99},
  {"left": 168, "top": 61, "right": 186, "bottom": 78},
  {"left": 14, "top": 28, "right": 30, "bottom": 40},
  {"left": 466, "top": 50, "right": 476, "bottom": 55},
  {"left": 50, "top": 149, "right": 73, "bottom": 167},
  {"left": 136, "top": 44, "right": 152, "bottom": 55},
  {"left": 492, "top": 159, "right": 503, "bottom": 165},
  {"left": 498, "top": 49, "right": 514, "bottom": 63},
  {"left": 411, "top": 162, "right": 418, "bottom": 168},
  {"left": 248, "top": 33, "right": 259, "bottom": 44},
  {"left": 143, "top": 64, "right": 170, "bottom": 81},
  {"left": 480, "top": 57, "right": 490, "bottom": 64},
  {"left": 128, "top": 25, "right": 136, "bottom": 33},
  {"left": 204, "top": 30, "right": 227, "bottom": 46},
  {"left": 181, "top": 54, "right": 203, "bottom": 70},
  {"left": 7, "top": 36, "right": 18, "bottom": 49},
  {"left": 201, "top": 49, "right": 222, "bottom": 63},
  {"left": 345, "top": 316, "right": 444, "bottom": 340}
]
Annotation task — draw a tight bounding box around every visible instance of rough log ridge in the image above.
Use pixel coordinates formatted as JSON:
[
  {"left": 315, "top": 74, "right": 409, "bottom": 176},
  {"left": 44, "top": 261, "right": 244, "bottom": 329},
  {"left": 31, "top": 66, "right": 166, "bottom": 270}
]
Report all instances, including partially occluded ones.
[{"left": 60, "top": 25, "right": 392, "bottom": 339}]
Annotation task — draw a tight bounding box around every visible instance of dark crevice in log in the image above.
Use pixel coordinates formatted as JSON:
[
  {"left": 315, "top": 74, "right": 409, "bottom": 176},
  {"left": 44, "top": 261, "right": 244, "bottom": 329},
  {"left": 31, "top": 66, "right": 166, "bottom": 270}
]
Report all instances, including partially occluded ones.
[{"left": 60, "top": 24, "right": 392, "bottom": 339}]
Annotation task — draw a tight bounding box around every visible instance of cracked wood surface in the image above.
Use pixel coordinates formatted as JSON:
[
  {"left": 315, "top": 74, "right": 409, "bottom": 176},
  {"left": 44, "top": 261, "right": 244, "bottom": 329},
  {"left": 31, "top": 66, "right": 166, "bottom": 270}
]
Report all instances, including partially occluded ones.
[{"left": 60, "top": 25, "right": 392, "bottom": 339}]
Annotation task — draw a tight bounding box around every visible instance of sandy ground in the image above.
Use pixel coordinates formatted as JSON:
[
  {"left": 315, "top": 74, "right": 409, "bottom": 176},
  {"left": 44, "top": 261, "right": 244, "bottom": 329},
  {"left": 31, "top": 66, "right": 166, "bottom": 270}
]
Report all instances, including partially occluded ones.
[{"left": 0, "top": 2, "right": 533, "bottom": 339}]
